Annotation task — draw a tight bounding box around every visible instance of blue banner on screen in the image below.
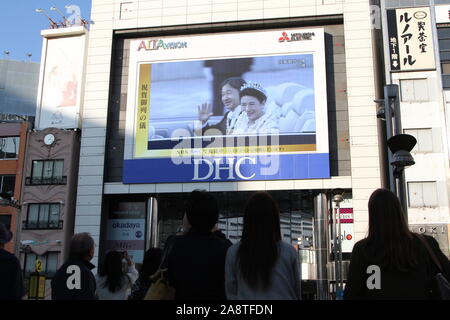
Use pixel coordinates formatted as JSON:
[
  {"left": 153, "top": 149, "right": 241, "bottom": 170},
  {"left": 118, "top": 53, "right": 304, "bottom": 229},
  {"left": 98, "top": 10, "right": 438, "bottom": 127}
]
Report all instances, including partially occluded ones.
[{"left": 123, "top": 153, "right": 329, "bottom": 183}]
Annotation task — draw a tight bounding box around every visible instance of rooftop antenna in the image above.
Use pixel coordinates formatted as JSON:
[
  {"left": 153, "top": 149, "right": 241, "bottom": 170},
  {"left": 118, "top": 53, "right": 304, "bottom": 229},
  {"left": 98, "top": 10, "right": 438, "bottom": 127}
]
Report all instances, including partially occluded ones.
[
  {"left": 3, "top": 50, "right": 10, "bottom": 59},
  {"left": 26, "top": 53, "right": 32, "bottom": 62},
  {"left": 35, "top": 8, "right": 59, "bottom": 29},
  {"left": 50, "top": 6, "right": 69, "bottom": 27}
]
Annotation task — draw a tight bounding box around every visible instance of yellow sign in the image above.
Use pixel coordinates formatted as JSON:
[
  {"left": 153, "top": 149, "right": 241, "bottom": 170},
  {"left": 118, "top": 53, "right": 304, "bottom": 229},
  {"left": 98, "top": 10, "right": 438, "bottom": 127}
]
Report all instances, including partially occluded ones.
[
  {"left": 28, "top": 274, "right": 46, "bottom": 299},
  {"left": 28, "top": 275, "right": 38, "bottom": 298},
  {"left": 135, "top": 63, "right": 151, "bottom": 157},
  {"left": 38, "top": 276, "right": 46, "bottom": 299},
  {"left": 35, "top": 259, "right": 43, "bottom": 273}
]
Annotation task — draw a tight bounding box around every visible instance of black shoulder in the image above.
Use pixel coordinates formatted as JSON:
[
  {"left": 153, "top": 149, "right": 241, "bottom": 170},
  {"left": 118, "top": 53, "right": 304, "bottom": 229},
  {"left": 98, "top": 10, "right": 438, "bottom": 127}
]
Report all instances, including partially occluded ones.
[
  {"left": 353, "top": 238, "right": 368, "bottom": 251},
  {"left": 420, "top": 234, "right": 442, "bottom": 251}
]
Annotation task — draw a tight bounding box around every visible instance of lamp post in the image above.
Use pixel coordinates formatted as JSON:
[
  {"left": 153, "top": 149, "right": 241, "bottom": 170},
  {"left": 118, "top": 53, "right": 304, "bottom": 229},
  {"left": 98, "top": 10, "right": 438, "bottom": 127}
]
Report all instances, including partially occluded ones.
[
  {"left": 375, "top": 84, "right": 417, "bottom": 222},
  {"left": 50, "top": 6, "right": 69, "bottom": 27},
  {"left": 332, "top": 192, "right": 344, "bottom": 300}
]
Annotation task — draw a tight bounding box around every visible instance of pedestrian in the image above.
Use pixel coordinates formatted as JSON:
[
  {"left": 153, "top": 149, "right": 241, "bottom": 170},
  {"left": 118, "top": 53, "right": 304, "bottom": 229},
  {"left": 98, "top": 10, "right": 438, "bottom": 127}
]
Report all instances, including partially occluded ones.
[
  {"left": 96, "top": 250, "right": 139, "bottom": 300},
  {"left": 166, "top": 190, "right": 232, "bottom": 300},
  {"left": 51, "top": 232, "right": 97, "bottom": 300},
  {"left": 225, "top": 192, "right": 301, "bottom": 300},
  {"left": 344, "top": 188, "right": 450, "bottom": 299},
  {"left": 0, "top": 223, "right": 25, "bottom": 300},
  {"left": 129, "top": 248, "right": 163, "bottom": 300},
  {"left": 212, "top": 223, "right": 233, "bottom": 247}
]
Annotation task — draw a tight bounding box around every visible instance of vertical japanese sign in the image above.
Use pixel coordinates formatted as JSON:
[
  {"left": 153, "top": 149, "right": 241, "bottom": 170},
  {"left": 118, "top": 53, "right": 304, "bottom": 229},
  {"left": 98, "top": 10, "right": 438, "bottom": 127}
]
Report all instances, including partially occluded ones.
[
  {"left": 387, "top": 7, "right": 435, "bottom": 71},
  {"left": 135, "top": 64, "right": 151, "bottom": 156}
]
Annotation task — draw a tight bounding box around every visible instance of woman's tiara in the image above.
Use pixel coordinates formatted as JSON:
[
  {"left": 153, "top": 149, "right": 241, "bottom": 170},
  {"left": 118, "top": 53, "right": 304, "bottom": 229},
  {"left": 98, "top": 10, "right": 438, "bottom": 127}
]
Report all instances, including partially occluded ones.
[{"left": 240, "top": 82, "right": 266, "bottom": 95}]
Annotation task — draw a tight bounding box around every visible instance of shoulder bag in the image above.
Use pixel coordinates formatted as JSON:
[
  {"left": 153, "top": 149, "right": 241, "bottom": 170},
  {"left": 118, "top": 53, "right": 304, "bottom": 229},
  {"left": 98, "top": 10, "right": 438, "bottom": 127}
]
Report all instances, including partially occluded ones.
[
  {"left": 144, "top": 237, "right": 176, "bottom": 300},
  {"left": 417, "top": 234, "right": 450, "bottom": 300}
]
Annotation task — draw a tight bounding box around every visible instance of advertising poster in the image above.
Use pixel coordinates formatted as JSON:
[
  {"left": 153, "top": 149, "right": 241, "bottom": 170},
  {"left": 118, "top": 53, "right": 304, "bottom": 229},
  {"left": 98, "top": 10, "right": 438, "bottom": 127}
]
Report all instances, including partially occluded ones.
[
  {"left": 105, "top": 202, "right": 146, "bottom": 264},
  {"left": 36, "top": 34, "right": 85, "bottom": 129},
  {"left": 124, "top": 28, "right": 329, "bottom": 183}
]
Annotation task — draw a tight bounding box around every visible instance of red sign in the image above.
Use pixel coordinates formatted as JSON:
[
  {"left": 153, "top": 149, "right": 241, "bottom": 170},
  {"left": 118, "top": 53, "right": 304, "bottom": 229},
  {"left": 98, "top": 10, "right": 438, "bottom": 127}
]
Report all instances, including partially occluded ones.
[{"left": 339, "top": 208, "right": 354, "bottom": 223}]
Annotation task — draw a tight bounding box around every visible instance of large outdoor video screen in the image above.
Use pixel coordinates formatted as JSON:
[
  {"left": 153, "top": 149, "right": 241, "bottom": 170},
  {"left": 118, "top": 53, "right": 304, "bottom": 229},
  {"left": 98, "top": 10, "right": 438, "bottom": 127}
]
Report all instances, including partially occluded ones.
[{"left": 124, "top": 28, "right": 330, "bottom": 183}]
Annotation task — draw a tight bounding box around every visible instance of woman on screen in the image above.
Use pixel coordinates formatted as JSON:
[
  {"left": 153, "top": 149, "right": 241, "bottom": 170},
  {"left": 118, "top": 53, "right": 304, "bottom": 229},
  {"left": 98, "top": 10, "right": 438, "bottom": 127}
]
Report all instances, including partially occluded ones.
[{"left": 232, "top": 82, "right": 279, "bottom": 135}]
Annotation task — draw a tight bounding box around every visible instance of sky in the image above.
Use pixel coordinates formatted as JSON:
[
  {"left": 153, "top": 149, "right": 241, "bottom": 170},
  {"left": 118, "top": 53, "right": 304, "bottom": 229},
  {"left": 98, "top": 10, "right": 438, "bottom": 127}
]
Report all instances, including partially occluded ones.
[{"left": 0, "top": 0, "right": 92, "bottom": 63}]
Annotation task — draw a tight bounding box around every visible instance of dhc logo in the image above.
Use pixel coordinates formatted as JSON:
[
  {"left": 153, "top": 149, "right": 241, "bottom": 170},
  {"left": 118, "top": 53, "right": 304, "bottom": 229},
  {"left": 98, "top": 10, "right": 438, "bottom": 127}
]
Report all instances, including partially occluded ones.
[{"left": 193, "top": 157, "right": 256, "bottom": 180}]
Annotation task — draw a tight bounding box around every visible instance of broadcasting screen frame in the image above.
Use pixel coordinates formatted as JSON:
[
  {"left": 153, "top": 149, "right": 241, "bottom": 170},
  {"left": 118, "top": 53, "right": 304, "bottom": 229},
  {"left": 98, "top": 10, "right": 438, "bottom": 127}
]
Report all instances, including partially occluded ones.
[{"left": 123, "top": 27, "right": 330, "bottom": 183}]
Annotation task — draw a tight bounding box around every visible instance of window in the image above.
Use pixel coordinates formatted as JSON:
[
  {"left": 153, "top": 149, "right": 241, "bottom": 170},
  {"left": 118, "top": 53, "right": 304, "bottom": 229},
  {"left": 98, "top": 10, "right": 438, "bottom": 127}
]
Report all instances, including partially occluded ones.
[
  {"left": 0, "top": 215, "right": 11, "bottom": 230},
  {"left": 25, "top": 204, "right": 61, "bottom": 229},
  {"left": 442, "top": 63, "right": 450, "bottom": 75},
  {"left": 0, "top": 137, "right": 19, "bottom": 159},
  {"left": 408, "top": 182, "right": 438, "bottom": 208},
  {"left": 24, "top": 252, "right": 58, "bottom": 278},
  {"left": 0, "top": 175, "right": 15, "bottom": 195},
  {"left": 29, "top": 160, "right": 65, "bottom": 185},
  {"left": 400, "top": 79, "right": 429, "bottom": 102},
  {"left": 404, "top": 128, "right": 433, "bottom": 153}
]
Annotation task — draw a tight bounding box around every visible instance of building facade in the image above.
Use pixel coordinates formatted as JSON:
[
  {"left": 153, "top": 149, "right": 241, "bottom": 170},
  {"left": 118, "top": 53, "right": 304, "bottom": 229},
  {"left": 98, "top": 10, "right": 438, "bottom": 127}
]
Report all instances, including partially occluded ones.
[
  {"left": 0, "top": 121, "right": 28, "bottom": 255},
  {"left": 14, "top": 25, "right": 88, "bottom": 299},
  {"left": 19, "top": 128, "right": 81, "bottom": 299},
  {"left": 0, "top": 59, "right": 40, "bottom": 117},
  {"left": 71, "top": 0, "right": 387, "bottom": 299},
  {"left": 380, "top": 0, "right": 450, "bottom": 256}
]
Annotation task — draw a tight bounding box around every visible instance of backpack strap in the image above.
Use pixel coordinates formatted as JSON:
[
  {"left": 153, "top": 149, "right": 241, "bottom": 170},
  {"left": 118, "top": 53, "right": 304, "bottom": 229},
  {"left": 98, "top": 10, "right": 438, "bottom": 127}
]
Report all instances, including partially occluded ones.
[{"left": 417, "top": 234, "right": 443, "bottom": 272}]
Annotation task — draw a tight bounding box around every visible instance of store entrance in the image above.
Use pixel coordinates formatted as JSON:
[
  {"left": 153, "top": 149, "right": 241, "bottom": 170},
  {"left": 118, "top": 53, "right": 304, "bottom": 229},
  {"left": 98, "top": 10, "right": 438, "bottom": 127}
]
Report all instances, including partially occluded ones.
[{"left": 154, "top": 190, "right": 318, "bottom": 299}]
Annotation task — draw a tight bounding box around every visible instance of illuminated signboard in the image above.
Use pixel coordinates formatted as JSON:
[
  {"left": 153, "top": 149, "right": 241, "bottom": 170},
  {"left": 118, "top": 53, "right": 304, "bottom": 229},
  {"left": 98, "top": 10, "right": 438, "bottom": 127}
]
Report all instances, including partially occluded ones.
[{"left": 123, "top": 28, "right": 329, "bottom": 183}]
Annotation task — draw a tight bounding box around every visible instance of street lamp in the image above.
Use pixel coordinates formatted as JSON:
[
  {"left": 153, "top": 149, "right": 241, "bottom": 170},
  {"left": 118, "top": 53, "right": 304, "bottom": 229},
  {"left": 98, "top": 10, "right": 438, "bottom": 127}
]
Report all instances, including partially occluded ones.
[
  {"left": 35, "top": 8, "right": 58, "bottom": 29},
  {"left": 375, "top": 84, "right": 417, "bottom": 222},
  {"left": 50, "top": 6, "right": 69, "bottom": 27},
  {"left": 331, "top": 191, "right": 344, "bottom": 300}
]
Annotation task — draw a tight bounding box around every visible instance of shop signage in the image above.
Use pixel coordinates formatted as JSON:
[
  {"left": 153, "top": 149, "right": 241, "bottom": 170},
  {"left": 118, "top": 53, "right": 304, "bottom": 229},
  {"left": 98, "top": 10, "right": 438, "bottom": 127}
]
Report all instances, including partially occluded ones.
[{"left": 387, "top": 7, "right": 436, "bottom": 71}]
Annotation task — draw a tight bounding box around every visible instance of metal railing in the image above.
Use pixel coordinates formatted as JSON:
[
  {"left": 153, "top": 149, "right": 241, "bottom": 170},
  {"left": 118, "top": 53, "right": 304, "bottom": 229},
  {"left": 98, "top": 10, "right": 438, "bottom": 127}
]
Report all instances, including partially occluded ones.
[
  {"left": 25, "top": 176, "right": 67, "bottom": 186},
  {"left": 22, "top": 220, "right": 63, "bottom": 230}
]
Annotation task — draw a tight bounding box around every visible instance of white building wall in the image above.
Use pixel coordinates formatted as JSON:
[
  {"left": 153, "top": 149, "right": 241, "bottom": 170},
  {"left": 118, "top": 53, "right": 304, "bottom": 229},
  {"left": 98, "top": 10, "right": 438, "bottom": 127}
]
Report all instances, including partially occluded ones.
[
  {"left": 391, "top": 71, "right": 450, "bottom": 226},
  {"left": 77, "top": 0, "right": 382, "bottom": 268}
]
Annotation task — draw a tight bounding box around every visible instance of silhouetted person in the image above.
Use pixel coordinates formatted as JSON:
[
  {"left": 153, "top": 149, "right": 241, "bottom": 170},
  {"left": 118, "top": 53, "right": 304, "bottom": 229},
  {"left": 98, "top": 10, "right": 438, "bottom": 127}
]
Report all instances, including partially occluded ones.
[
  {"left": 96, "top": 250, "right": 139, "bottom": 300},
  {"left": 225, "top": 192, "right": 301, "bottom": 300},
  {"left": 0, "top": 223, "right": 24, "bottom": 300},
  {"left": 344, "top": 189, "right": 450, "bottom": 299},
  {"left": 51, "top": 233, "right": 97, "bottom": 300},
  {"left": 167, "top": 190, "right": 232, "bottom": 300},
  {"left": 129, "top": 248, "right": 163, "bottom": 300}
]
